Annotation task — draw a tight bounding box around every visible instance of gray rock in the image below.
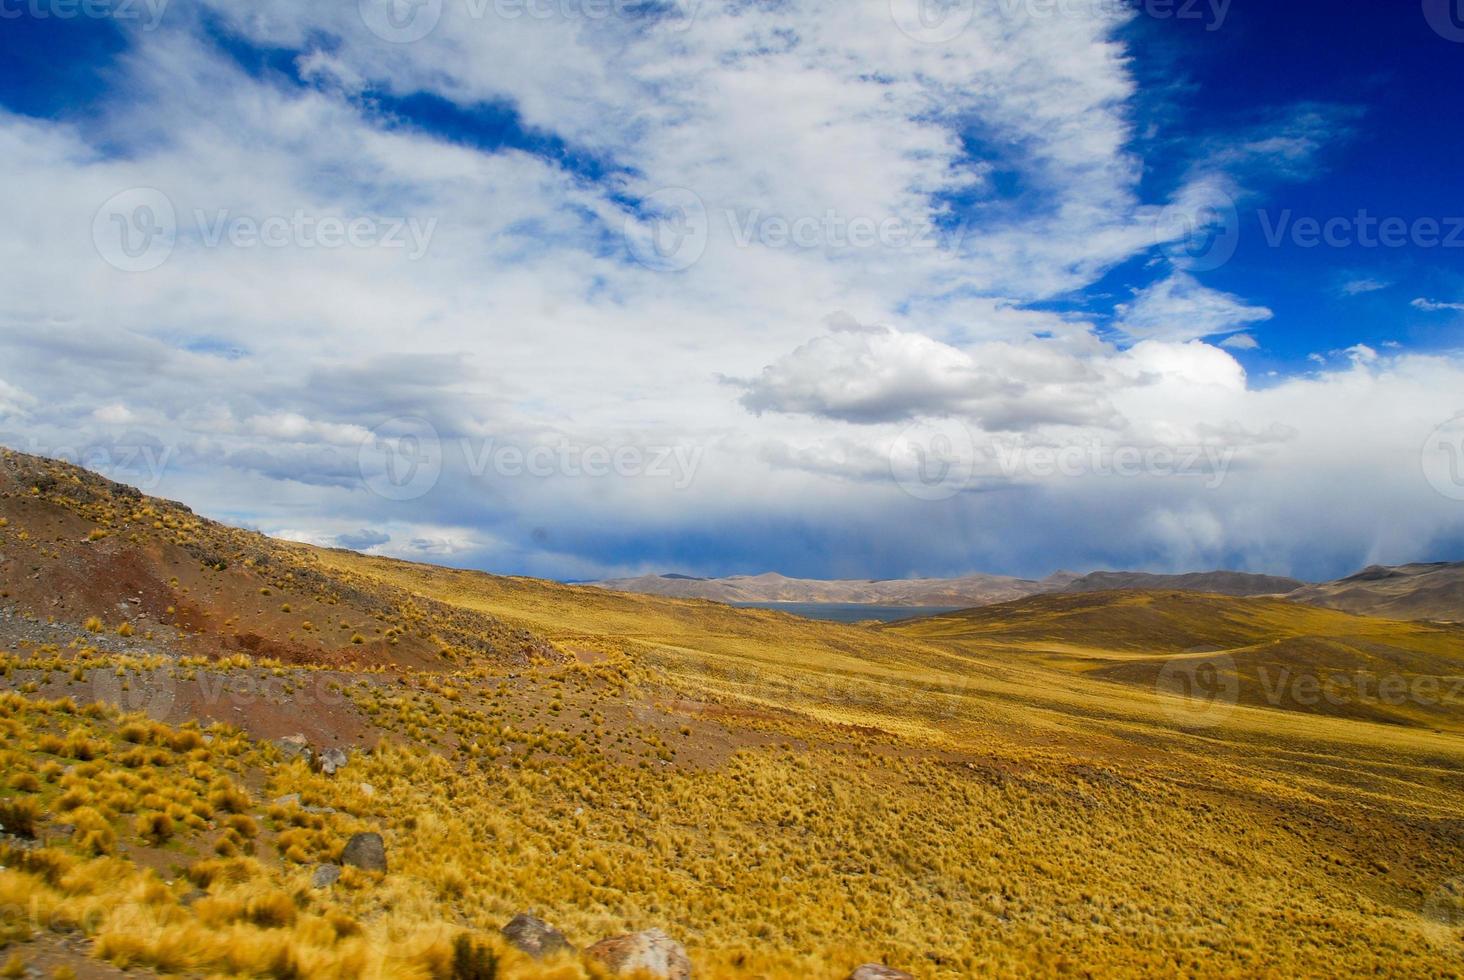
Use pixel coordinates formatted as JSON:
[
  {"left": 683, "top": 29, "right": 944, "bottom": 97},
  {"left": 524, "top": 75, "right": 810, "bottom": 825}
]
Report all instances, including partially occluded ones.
[
  {"left": 340, "top": 832, "right": 387, "bottom": 872},
  {"left": 275, "top": 734, "right": 312, "bottom": 764},
  {"left": 318, "top": 747, "right": 349, "bottom": 776},
  {"left": 501, "top": 913, "right": 575, "bottom": 958},
  {"left": 586, "top": 929, "right": 691, "bottom": 979},
  {"left": 848, "top": 967, "right": 915, "bottom": 980},
  {"left": 272, "top": 793, "right": 301, "bottom": 807},
  {"left": 312, "top": 864, "right": 342, "bottom": 888}
]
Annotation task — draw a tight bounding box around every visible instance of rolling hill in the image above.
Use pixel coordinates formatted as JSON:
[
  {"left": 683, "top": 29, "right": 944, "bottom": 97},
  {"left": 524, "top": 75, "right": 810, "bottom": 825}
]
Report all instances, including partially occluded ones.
[
  {"left": 1287, "top": 561, "right": 1464, "bottom": 623},
  {"left": 594, "top": 565, "right": 1463, "bottom": 624},
  {"left": 588, "top": 570, "right": 1071, "bottom": 606},
  {"left": 2, "top": 447, "right": 1463, "bottom": 978}
]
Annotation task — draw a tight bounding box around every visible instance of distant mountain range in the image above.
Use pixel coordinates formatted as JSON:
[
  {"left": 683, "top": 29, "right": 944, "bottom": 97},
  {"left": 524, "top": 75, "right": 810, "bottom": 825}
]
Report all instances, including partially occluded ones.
[
  {"left": 591, "top": 563, "right": 1464, "bottom": 623},
  {"left": 1285, "top": 562, "right": 1464, "bottom": 622}
]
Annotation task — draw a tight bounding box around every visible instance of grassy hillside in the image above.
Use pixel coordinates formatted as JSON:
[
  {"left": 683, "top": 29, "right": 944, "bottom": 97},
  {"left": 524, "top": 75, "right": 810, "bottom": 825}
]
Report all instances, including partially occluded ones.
[
  {"left": 2, "top": 449, "right": 1464, "bottom": 977},
  {"left": 887, "top": 590, "right": 1464, "bottom": 731}
]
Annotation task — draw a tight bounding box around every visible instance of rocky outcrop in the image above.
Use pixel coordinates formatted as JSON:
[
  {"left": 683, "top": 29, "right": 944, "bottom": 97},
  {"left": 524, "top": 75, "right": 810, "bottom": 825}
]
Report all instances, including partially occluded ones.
[
  {"left": 500, "top": 913, "right": 575, "bottom": 958},
  {"left": 312, "top": 863, "right": 341, "bottom": 888},
  {"left": 317, "top": 747, "right": 349, "bottom": 776},
  {"left": 340, "top": 832, "right": 386, "bottom": 872},
  {"left": 848, "top": 966, "right": 915, "bottom": 980},
  {"left": 585, "top": 929, "right": 691, "bottom": 979},
  {"left": 274, "top": 734, "right": 312, "bottom": 765}
]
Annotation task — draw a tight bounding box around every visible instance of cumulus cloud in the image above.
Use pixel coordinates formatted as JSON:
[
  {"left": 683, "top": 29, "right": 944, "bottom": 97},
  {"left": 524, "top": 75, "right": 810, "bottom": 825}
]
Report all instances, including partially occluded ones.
[
  {"left": 1341, "top": 277, "right": 1391, "bottom": 296},
  {"left": 335, "top": 529, "right": 390, "bottom": 551},
  {"left": 1113, "top": 273, "right": 1273, "bottom": 341},
  {"left": 0, "top": 3, "right": 1455, "bottom": 581},
  {"left": 736, "top": 321, "right": 1123, "bottom": 430},
  {"left": 1412, "top": 298, "right": 1464, "bottom": 313}
]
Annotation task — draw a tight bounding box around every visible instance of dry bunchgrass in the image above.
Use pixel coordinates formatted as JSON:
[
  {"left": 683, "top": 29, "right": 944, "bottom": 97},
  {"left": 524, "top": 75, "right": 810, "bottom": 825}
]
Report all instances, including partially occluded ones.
[{"left": 2, "top": 450, "right": 1464, "bottom": 976}]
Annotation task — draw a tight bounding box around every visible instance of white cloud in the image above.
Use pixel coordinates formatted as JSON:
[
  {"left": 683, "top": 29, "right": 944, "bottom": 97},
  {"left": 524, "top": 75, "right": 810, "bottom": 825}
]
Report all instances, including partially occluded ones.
[
  {"left": 1220, "top": 333, "right": 1259, "bottom": 350},
  {"left": 1341, "top": 277, "right": 1391, "bottom": 296},
  {"left": 1412, "top": 298, "right": 1464, "bottom": 313},
  {"left": 1113, "top": 273, "right": 1273, "bottom": 341},
  {"left": 0, "top": 5, "right": 1455, "bottom": 581}
]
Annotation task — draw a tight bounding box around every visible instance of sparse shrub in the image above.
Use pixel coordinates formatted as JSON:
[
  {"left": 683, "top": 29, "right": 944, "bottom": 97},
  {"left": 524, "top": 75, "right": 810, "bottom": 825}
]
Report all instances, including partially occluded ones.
[
  {"left": 9, "top": 772, "right": 40, "bottom": 793},
  {"left": 135, "top": 811, "right": 174, "bottom": 844},
  {"left": 0, "top": 797, "right": 40, "bottom": 837},
  {"left": 83, "top": 616, "right": 104, "bottom": 633},
  {"left": 243, "top": 890, "right": 297, "bottom": 929},
  {"left": 451, "top": 935, "right": 499, "bottom": 980}
]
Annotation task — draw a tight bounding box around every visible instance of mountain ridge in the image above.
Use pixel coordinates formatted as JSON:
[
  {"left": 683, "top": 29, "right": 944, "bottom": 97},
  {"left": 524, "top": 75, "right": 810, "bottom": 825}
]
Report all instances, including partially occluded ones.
[{"left": 592, "top": 564, "right": 1462, "bottom": 622}]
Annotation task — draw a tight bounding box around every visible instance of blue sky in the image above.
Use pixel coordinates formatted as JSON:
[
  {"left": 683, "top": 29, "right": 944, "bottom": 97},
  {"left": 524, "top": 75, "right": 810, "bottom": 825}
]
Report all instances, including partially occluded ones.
[{"left": 1, "top": 0, "right": 1462, "bottom": 582}]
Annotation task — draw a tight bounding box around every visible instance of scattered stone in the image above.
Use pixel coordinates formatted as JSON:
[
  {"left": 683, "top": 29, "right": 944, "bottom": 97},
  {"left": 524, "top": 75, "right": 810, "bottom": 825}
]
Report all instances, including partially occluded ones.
[
  {"left": 340, "top": 832, "right": 387, "bottom": 872},
  {"left": 848, "top": 966, "right": 915, "bottom": 980},
  {"left": 358, "top": 782, "right": 375, "bottom": 797},
  {"left": 276, "top": 734, "right": 312, "bottom": 764},
  {"left": 585, "top": 929, "right": 691, "bottom": 979},
  {"left": 312, "top": 864, "right": 342, "bottom": 889},
  {"left": 272, "top": 793, "right": 301, "bottom": 807},
  {"left": 501, "top": 913, "right": 575, "bottom": 958},
  {"left": 318, "top": 747, "right": 349, "bottom": 776}
]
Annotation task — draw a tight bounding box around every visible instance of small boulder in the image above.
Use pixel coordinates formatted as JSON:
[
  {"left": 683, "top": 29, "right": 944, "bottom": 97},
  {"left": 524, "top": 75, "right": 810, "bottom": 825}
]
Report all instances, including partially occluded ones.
[
  {"left": 339, "top": 832, "right": 387, "bottom": 872},
  {"left": 272, "top": 793, "right": 301, "bottom": 807},
  {"left": 318, "top": 748, "right": 349, "bottom": 776},
  {"left": 312, "top": 864, "right": 342, "bottom": 889},
  {"left": 500, "top": 913, "right": 574, "bottom": 958},
  {"left": 276, "top": 734, "right": 312, "bottom": 764},
  {"left": 585, "top": 929, "right": 691, "bottom": 979},
  {"left": 359, "top": 782, "right": 375, "bottom": 798},
  {"left": 848, "top": 967, "right": 915, "bottom": 980}
]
